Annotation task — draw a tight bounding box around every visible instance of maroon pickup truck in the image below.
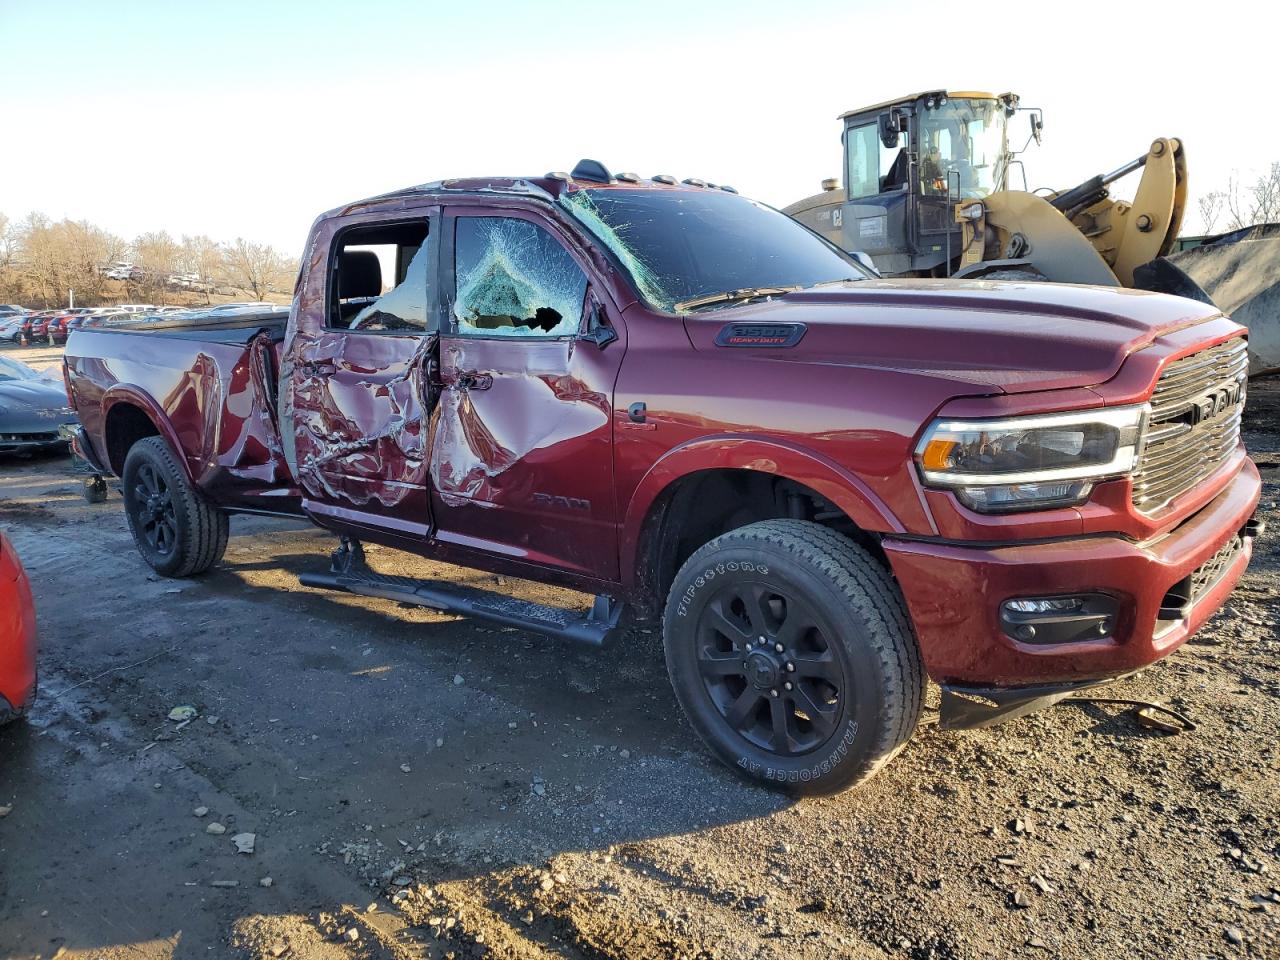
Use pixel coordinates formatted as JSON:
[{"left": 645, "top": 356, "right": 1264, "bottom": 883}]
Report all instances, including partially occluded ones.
[{"left": 63, "top": 161, "right": 1263, "bottom": 794}]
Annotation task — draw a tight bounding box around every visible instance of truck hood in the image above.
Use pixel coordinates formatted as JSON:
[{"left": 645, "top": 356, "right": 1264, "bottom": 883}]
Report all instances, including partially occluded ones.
[{"left": 682, "top": 278, "right": 1224, "bottom": 393}]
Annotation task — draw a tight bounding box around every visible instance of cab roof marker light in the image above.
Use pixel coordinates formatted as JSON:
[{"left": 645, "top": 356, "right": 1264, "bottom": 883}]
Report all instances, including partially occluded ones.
[
  {"left": 615, "top": 172, "right": 641, "bottom": 183},
  {"left": 682, "top": 178, "right": 709, "bottom": 187},
  {"left": 651, "top": 174, "right": 677, "bottom": 184}
]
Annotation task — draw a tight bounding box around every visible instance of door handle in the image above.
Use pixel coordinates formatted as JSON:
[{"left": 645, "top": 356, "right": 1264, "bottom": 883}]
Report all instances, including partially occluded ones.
[{"left": 457, "top": 371, "right": 492, "bottom": 391}]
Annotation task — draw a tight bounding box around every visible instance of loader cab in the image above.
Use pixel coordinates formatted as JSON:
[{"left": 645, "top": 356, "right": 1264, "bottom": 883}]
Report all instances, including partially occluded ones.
[{"left": 815, "top": 91, "right": 1017, "bottom": 276}]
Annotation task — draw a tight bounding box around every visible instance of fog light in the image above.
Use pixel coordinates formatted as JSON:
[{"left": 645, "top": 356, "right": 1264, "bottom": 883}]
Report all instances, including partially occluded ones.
[
  {"left": 999, "top": 593, "right": 1120, "bottom": 645},
  {"left": 1005, "top": 597, "right": 1086, "bottom": 614}
]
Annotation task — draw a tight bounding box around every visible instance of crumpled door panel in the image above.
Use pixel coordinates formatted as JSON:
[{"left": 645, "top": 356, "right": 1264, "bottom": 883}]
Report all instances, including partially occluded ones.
[
  {"left": 291, "top": 331, "right": 437, "bottom": 512},
  {"left": 429, "top": 336, "right": 620, "bottom": 577}
]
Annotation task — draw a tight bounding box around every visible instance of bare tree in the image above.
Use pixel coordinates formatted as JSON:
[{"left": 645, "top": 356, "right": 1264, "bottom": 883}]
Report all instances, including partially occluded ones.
[
  {"left": 1197, "top": 191, "right": 1225, "bottom": 235},
  {"left": 179, "top": 234, "right": 224, "bottom": 304},
  {"left": 1223, "top": 162, "right": 1280, "bottom": 231},
  {"left": 133, "top": 230, "right": 182, "bottom": 302},
  {"left": 222, "top": 237, "right": 294, "bottom": 301},
  {"left": 17, "top": 215, "right": 124, "bottom": 306}
]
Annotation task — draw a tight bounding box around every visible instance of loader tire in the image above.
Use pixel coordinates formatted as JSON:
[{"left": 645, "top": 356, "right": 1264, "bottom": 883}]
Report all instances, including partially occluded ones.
[
  {"left": 122, "top": 436, "right": 228, "bottom": 577},
  {"left": 662, "top": 519, "right": 924, "bottom": 795}
]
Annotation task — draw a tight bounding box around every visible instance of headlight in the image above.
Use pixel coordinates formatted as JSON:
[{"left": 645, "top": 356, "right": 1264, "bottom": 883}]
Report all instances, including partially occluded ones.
[{"left": 915, "top": 405, "right": 1145, "bottom": 513}]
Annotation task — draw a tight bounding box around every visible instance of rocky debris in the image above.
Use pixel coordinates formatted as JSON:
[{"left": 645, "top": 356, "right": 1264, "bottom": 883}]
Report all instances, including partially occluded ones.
[
  {"left": 167, "top": 705, "right": 197, "bottom": 722},
  {"left": 259, "top": 877, "right": 273, "bottom": 887},
  {"left": 453, "top": 674, "right": 465, "bottom": 686},
  {"left": 0, "top": 803, "right": 12, "bottom": 818},
  {"left": 210, "top": 880, "right": 239, "bottom": 888},
  {"left": 1224, "top": 926, "right": 1245, "bottom": 946},
  {"left": 205, "top": 822, "right": 227, "bottom": 835},
  {"left": 232, "top": 832, "right": 256, "bottom": 854},
  {"left": 193, "top": 806, "right": 208, "bottom": 818}
]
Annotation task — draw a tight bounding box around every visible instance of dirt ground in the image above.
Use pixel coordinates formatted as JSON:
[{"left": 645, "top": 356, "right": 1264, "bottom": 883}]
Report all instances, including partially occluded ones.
[{"left": 1, "top": 344, "right": 1277, "bottom": 960}]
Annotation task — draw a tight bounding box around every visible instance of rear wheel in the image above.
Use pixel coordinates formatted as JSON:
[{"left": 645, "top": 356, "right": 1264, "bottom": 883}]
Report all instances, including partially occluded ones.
[
  {"left": 122, "top": 437, "right": 228, "bottom": 577},
  {"left": 662, "top": 519, "right": 923, "bottom": 795}
]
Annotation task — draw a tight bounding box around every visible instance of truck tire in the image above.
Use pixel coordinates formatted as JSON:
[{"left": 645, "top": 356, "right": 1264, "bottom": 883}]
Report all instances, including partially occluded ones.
[
  {"left": 122, "top": 436, "right": 228, "bottom": 577},
  {"left": 662, "top": 519, "right": 923, "bottom": 795}
]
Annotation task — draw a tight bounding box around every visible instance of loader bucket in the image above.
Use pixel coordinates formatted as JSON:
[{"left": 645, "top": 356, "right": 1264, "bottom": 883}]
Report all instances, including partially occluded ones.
[{"left": 1167, "top": 224, "right": 1280, "bottom": 376}]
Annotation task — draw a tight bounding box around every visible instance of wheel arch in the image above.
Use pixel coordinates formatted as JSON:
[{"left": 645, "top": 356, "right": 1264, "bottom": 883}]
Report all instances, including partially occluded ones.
[
  {"left": 622, "top": 437, "right": 901, "bottom": 613},
  {"left": 101, "top": 387, "right": 191, "bottom": 481}
]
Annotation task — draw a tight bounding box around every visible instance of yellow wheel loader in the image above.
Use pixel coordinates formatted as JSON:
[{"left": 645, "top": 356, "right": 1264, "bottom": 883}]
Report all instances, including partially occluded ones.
[{"left": 784, "top": 90, "right": 1279, "bottom": 374}]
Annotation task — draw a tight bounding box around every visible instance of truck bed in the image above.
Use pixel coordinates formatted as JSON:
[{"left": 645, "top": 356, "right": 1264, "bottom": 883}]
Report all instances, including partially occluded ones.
[{"left": 64, "top": 314, "right": 301, "bottom": 514}]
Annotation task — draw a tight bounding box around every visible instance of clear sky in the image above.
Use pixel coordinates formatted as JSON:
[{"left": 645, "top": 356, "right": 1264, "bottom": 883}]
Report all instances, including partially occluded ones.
[{"left": 2, "top": 0, "right": 1274, "bottom": 253}]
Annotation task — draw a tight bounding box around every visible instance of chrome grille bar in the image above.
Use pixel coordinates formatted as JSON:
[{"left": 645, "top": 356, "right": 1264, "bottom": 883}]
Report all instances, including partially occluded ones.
[{"left": 1132, "top": 338, "right": 1247, "bottom": 512}]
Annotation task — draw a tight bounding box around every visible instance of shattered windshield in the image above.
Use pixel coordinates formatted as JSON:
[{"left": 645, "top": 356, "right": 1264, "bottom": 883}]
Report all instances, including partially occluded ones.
[{"left": 560, "top": 188, "right": 865, "bottom": 312}]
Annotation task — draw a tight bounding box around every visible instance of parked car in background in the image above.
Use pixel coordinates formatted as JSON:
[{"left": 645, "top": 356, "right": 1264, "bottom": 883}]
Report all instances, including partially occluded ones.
[
  {"left": 103, "top": 262, "right": 140, "bottom": 281},
  {"left": 15, "top": 310, "right": 59, "bottom": 345},
  {"left": 115, "top": 304, "right": 156, "bottom": 314},
  {"left": 0, "top": 354, "right": 76, "bottom": 454},
  {"left": 35, "top": 308, "right": 96, "bottom": 344},
  {"left": 0, "top": 316, "right": 25, "bottom": 343},
  {"left": 0, "top": 528, "right": 37, "bottom": 725},
  {"left": 0, "top": 305, "right": 28, "bottom": 317},
  {"left": 48, "top": 310, "right": 111, "bottom": 344}
]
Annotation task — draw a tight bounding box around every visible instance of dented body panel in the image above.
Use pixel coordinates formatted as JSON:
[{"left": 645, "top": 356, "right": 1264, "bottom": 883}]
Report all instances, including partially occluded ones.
[
  {"left": 65, "top": 323, "right": 299, "bottom": 513},
  {"left": 64, "top": 176, "right": 1260, "bottom": 691}
]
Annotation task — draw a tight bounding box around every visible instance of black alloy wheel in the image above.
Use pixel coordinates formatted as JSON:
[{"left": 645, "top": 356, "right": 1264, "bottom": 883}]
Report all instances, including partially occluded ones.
[
  {"left": 663, "top": 519, "right": 924, "bottom": 795},
  {"left": 696, "top": 581, "right": 842, "bottom": 756},
  {"left": 131, "top": 460, "right": 178, "bottom": 558}
]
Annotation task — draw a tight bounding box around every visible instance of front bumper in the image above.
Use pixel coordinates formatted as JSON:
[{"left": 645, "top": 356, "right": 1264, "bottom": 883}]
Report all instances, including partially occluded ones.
[
  {"left": 0, "top": 431, "right": 69, "bottom": 454},
  {"left": 884, "top": 459, "right": 1262, "bottom": 690}
]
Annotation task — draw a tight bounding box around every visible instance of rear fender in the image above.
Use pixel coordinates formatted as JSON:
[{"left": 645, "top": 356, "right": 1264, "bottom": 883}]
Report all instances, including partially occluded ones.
[
  {"left": 620, "top": 436, "right": 902, "bottom": 591},
  {"left": 100, "top": 386, "right": 194, "bottom": 483}
]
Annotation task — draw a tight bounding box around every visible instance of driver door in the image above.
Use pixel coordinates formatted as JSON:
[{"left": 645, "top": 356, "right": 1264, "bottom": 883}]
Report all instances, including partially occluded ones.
[{"left": 428, "top": 208, "right": 626, "bottom": 579}]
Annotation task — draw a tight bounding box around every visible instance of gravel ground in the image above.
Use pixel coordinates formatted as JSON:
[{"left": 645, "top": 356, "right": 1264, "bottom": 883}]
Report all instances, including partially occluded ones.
[{"left": 0, "top": 344, "right": 1277, "bottom": 960}]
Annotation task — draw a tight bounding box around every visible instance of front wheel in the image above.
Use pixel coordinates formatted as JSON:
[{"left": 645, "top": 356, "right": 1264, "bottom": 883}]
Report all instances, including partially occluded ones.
[
  {"left": 662, "top": 520, "right": 924, "bottom": 795},
  {"left": 122, "top": 437, "right": 228, "bottom": 577}
]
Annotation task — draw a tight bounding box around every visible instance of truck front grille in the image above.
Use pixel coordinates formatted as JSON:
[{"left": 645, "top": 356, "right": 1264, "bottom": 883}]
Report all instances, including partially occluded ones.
[
  {"left": 1155, "top": 533, "right": 1246, "bottom": 634},
  {"left": 1190, "top": 535, "right": 1244, "bottom": 603},
  {"left": 1132, "top": 337, "right": 1248, "bottom": 513}
]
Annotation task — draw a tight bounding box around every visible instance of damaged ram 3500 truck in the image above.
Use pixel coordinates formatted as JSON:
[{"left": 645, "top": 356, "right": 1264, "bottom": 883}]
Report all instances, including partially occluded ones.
[{"left": 63, "top": 160, "right": 1263, "bottom": 794}]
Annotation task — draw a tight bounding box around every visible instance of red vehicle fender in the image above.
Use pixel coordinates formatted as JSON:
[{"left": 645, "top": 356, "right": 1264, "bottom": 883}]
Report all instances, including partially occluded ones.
[
  {"left": 619, "top": 435, "right": 904, "bottom": 582},
  {"left": 99, "top": 385, "right": 196, "bottom": 483}
]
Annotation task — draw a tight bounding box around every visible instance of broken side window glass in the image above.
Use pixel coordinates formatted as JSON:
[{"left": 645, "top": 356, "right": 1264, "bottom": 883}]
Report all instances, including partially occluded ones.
[
  {"left": 330, "top": 219, "right": 434, "bottom": 333},
  {"left": 453, "top": 217, "right": 587, "bottom": 337}
]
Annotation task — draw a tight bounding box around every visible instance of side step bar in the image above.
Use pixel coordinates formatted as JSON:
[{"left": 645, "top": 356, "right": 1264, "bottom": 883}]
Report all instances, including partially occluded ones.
[{"left": 299, "top": 539, "right": 624, "bottom": 647}]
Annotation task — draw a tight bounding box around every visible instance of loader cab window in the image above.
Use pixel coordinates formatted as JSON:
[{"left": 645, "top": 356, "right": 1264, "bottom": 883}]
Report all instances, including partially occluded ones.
[
  {"left": 451, "top": 216, "right": 588, "bottom": 338},
  {"left": 328, "top": 219, "right": 435, "bottom": 333},
  {"left": 845, "top": 122, "right": 908, "bottom": 200},
  {"left": 918, "top": 98, "right": 1005, "bottom": 199}
]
